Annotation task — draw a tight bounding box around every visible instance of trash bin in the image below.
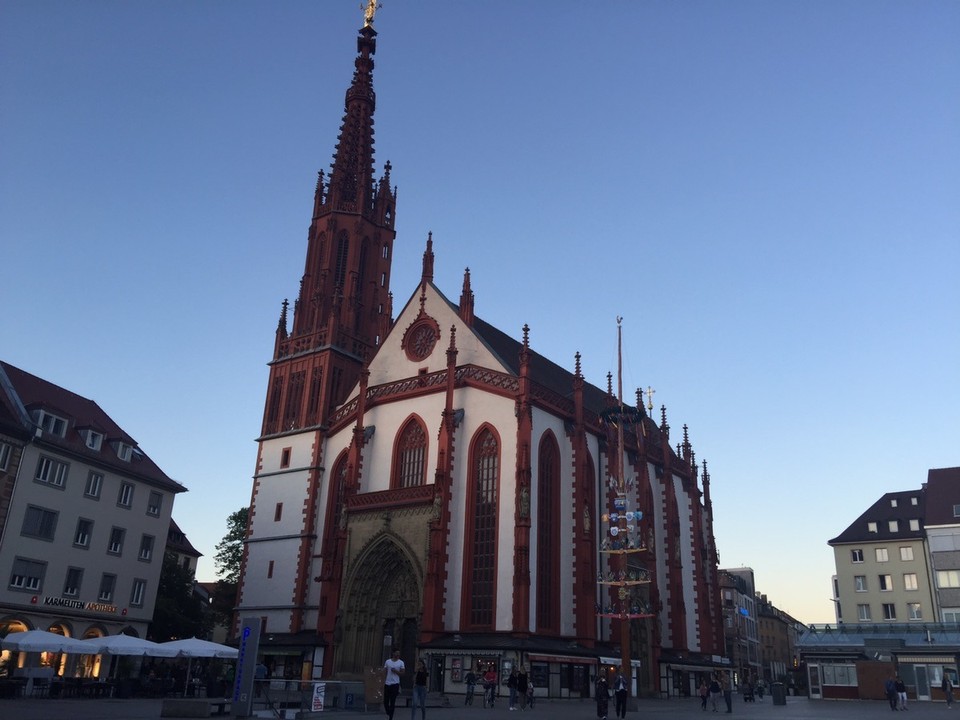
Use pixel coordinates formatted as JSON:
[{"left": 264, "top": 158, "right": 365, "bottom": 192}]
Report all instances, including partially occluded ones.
[{"left": 771, "top": 682, "right": 786, "bottom": 705}]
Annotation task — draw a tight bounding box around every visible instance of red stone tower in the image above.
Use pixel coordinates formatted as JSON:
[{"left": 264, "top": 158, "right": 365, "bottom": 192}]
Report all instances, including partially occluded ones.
[{"left": 261, "top": 17, "right": 396, "bottom": 439}]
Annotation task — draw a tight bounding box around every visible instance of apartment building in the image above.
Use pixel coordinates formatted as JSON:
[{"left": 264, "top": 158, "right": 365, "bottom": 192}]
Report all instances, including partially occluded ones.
[{"left": 0, "top": 361, "right": 185, "bottom": 643}]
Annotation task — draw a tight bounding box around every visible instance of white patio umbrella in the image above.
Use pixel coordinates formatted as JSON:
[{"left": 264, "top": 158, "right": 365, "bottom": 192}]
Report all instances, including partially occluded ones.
[
  {"left": 0, "top": 629, "right": 90, "bottom": 654},
  {"left": 159, "top": 637, "right": 238, "bottom": 696},
  {"left": 160, "top": 637, "right": 238, "bottom": 658},
  {"left": 80, "top": 634, "right": 179, "bottom": 657}
]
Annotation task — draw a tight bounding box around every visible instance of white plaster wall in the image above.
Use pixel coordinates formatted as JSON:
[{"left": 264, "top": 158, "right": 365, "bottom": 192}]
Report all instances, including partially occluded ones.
[
  {"left": 648, "top": 461, "right": 669, "bottom": 646},
  {"left": 672, "top": 473, "right": 699, "bottom": 651},
  {"left": 528, "top": 408, "right": 576, "bottom": 635},
  {"left": 441, "top": 385, "right": 517, "bottom": 632}
]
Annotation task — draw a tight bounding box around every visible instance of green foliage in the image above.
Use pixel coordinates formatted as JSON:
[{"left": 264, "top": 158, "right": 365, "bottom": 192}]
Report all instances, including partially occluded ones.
[
  {"left": 149, "top": 551, "right": 211, "bottom": 642},
  {"left": 214, "top": 507, "right": 249, "bottom": 585}
]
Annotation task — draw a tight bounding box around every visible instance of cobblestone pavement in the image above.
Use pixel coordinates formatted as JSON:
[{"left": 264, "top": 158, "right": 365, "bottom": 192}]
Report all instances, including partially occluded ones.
[{"left": 0, "top": 695, "right": 955, "bottom": 720}]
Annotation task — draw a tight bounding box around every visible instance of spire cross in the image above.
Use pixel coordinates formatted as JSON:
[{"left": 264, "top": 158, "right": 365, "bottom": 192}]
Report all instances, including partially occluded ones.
[
  {"left": 645, "top": 386, "right": 656, "bottom": 413},
  {"left": 362, "top": 0, "right": 381, "bottom": 27}
]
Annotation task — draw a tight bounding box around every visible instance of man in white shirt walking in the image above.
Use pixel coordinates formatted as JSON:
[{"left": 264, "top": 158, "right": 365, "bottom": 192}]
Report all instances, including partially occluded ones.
[{"left": 384, "top": 648, "right": 405, "bottom": 720}]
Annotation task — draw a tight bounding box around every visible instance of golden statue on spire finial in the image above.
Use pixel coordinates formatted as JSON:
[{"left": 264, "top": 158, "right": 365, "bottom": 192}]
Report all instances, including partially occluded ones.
[{"left": 362, "top": 0, "right": 381, "bottom": 27}]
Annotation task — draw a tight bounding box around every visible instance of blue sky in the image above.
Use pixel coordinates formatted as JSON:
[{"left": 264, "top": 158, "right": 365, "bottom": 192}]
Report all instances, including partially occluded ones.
[{"left": 2, "top": 1, "right": 957, "bottom": 625}]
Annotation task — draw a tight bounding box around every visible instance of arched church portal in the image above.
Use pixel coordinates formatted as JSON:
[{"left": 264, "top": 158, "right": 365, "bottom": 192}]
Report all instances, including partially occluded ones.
[{"left": 336, "top": 534, "right": 421, "bottom": 683}]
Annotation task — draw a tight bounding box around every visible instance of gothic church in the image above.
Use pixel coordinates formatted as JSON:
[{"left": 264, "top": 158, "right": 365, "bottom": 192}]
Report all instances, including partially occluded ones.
[{"left": 235, "top": 9, "right": 726, "bottom": 699}]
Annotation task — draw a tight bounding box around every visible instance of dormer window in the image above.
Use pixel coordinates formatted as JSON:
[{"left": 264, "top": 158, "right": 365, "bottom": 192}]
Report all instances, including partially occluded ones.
[
  {"left": 38, "top": 411, "right": 67, "bottom": 438},
  {"left": 117, "top": 443, "right": 132, "bottom": 462},
  {"left": 84, "top": 430, "right": 103, "bottom": 451},
  {"left": 868, "top": 522, "right": 878, "bottom": 533},
  {"left": 891, "top": 499, "right": 898, "bottom": 508}
]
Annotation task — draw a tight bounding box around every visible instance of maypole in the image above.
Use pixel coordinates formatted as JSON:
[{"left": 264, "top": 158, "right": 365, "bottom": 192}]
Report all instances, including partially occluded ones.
[{"left": 598, "top": 317, "right": 653, "bottom": 698}]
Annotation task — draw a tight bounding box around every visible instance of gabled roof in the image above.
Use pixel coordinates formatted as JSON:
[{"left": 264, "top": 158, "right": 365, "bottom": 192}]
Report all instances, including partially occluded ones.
[
  {"left": 923, "top": 467, "right": 960, "bottom": 527},
  {"left": 0, "top": 360, "right": 185, "bottom": 493},
  {"left": 828, "top": 489, "right": 924, "bottom": 545},
  {"left": 168, "top": 518, "right": 202, "bottom": 558}
]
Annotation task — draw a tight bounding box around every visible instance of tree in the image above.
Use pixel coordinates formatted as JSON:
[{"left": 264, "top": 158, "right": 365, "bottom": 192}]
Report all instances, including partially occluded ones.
[
  {"left": 210, "top": 507, "right": 249, "bottom": 628},
  {"left": 150, "top": 551, "right": 211, "bottom": 641},
  {"left": 214, "top": 507, "right": 249, "bottom": 584}
]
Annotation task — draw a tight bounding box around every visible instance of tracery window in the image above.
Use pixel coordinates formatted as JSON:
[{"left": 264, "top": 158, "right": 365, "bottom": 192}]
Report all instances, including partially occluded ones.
[
  {"left": 537, "top": 432, "right": 560, "bottom": 632},
  {"left": 393, "top": 419, "right": 427, "bottom": 488},
  {"left": 465, "top": 428, "right": 499, "bottom": 629}
]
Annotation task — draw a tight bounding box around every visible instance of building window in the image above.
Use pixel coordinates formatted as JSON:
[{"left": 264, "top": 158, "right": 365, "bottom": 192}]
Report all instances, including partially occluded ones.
[
  {"left": 73, "top": 518, "right": 93, "bottom": 548},
  {"left": 536, "top": 432, "right": 560, "bottom": 633},
  {"left": 911, "top": 497, "right": 918, "bottom": 505},
  {"left": 138, "top": 535, "right": 154, "bottom": 561},
  {"left": 857, "top": 604, "right": 872, "bottom": 621},
  {"left": 9, "top": 557, "right": 46, "bottom": 592},
  {"left": 876, "top": 548, "right": 889, "bottom": 562},
  {"left": 84, "top": 471, "right": 103, "bottom": 499},
  {"left": 393, "top": 418, "right": 427, "bottom": 488},
  {"left": 822, "top": 664, "right": 858, "bottom": 686},
  {"left": 0, "top": 442, "right": 10, "bottom": 471},
  {"left": 954, "top": 505, "right": 960, "bottom": 518},
  {"left": 63, "top": 567, "right": 83, "bottom": 597},
  {"left": 130, "top": 579, "right": 147, "bottom": 607},
  {"left": 868, "top": 522, "right": 878, "bottom": 533},
  {"left": 879, "top": 574, "right": 893, "bottom": 591},
  {"left": 267, "top": 560, "right": 274, "bottom": 579},
  {"left": 464, "top": 427, "right": 499, "bottom": 629},
  {"left": 944, "top": 611, "right": 960, "bottom": 623},
  {"left": 117, "top": 482, "right": 134, "bottom": 508},
  {"left": 107, "top": 527, "right": 125, "bottom": 555},
  {"left": 35, "top": 455, "right": 68, "bottom": 487},
  {"left": 910, "top": 519, "right": 920, "bottom": 531},
  {"left": 854, "top": 575, "right": 867, "bottom": 592},
  {"left": 98, "top": 574, "right": 116, "bottom": 602},
  {"left": 900, "top": 546, "right": 914, "bottom": 561},
  {"left": 882, "top": 603, "right": 897, "bottom": 620},
  {"left": 84, "top": 430, "right": 103, "bottom": 451},
  {"left": 116, "top": 443, "right": 132, "bottom": 461},
  {"left": 280, "top": 447, "right": 291, "bottom": 469},
  {"left": 21, "top": 505, "right": 58, "bottom": 541},
  {"left": 851, "top": 549, "right": 864, "bottom": 563},
  {"left": 39, "top": 411, "right": 67, "bottom": 437},
  {"left": 938, "top": 570, "right": 960, "bottom": 588},
  {"left": 274, "top": 503, "right": 283, "bottom": 522},
  {"left": 904, "top": 573, "right": 918, "bottom": 590},
  {"left": 908, "top": 602, "right": 922, "bottom": 620},
  {"left": 146, "top": 491, "right": 162, "bottom": 517},
  {"left": 889, "top": 520, "right": 899, "bottom": 533},
  {"left": 891, "top": 499, "right": 898, "bottom": 507}
]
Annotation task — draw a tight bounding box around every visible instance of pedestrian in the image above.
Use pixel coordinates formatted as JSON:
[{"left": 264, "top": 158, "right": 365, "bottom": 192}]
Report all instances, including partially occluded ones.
[
  {"left": 884, "top": 674, "right": 898, "bottom": 711},
  {"left": 709, "top": 674, "right": 722, "bottom": 712},
  {"left": 383, "top": 648, "right": 405, "bottom": 720},
  {"left": 483, "top": 665, "right": 498, "bottom": 708},
  {"left": 508, "top": 666, "right": 519, "bottom": 710},
  {"left": 942, "top": 673, "right": 954, "bottom": 708},
  {"left": 595, "top": 674, "right": 610, "bottom": 720},
  {"left": 254, "top": 661, "right": 268, "bottom": 698},
  {"left": 755, "top": 679, "right": 764, "bottom": 702},
  {"left": 613, "top": 670, "right": 628, "bottom": 719},
  {"left": 411, "top": 659, "right": 427, "bottom": 720},
  {"left": 895, "top": 675, "right": 907, "bottom": 711},
  {"left": 699, "top": 678, "right": 709, "bottom": 710},
  {"left": 720, "top": 671, "right": 732, "bottom": 713},
  {"left": 465, "top": 667, "right": 478, "bottom": 706},
  {"left": 526, "top": 679, "right": 535, "bottom": 709},
  {"left": 517, "top": 666, "right": 529, "bottom": 710}
]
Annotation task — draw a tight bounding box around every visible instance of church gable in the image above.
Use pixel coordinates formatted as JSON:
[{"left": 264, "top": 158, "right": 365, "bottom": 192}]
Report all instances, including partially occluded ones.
[{"left": 364, "top": 281, "right": 512, "bottom": 389}]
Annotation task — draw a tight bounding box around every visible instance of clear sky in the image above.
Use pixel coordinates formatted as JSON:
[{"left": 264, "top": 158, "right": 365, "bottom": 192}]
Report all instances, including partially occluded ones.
[{"left": 2, "top": 1, "right": 957, "bottom": 626}]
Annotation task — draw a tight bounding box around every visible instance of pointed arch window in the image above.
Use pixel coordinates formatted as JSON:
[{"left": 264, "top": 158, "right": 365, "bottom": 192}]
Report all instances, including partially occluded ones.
[
  {"left": 393, "top": 418, "right": 427, "bottom": 488},
  {"left": 536, "top": 432, "right": 561, "bottom": 633},
  {"left": 334, "top": 231, "right": 349, "bottom": 288},
  {"left": 463, "top": 427, "right": 499, "bottom": 629}
]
